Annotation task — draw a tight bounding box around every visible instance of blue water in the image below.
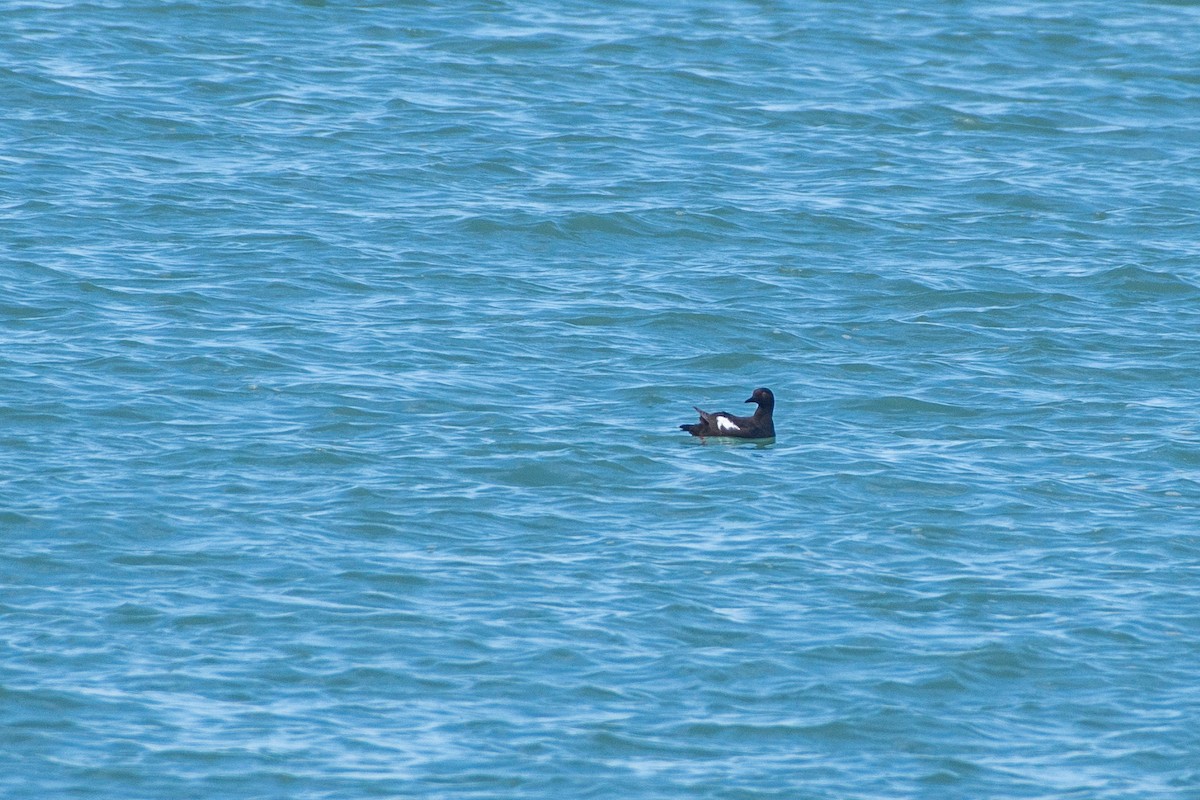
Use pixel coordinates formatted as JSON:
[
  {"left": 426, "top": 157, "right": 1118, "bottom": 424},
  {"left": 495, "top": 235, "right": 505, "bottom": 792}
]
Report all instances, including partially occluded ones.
[{"left": 4, "top": 1, "right": 1200, "bottom": 797}]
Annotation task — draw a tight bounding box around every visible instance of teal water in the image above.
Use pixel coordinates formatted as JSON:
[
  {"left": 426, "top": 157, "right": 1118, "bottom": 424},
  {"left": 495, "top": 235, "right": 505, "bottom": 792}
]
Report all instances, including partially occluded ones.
[{"left": 4, "top": 1, "right": 1200, "bottom": 797}]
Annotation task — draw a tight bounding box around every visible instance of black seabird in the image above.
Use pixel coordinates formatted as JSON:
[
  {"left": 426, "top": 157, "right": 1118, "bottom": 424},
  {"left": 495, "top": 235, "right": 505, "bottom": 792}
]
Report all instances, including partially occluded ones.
[{"left": 679, "top": 387, "right": 775, "bottom": 439}]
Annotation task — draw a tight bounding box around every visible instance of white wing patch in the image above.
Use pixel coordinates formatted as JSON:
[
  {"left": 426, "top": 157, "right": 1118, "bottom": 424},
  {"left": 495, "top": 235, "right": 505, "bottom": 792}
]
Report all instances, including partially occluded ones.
[{"left": 715, "top": 416, "right": 740, "bottom": 433}]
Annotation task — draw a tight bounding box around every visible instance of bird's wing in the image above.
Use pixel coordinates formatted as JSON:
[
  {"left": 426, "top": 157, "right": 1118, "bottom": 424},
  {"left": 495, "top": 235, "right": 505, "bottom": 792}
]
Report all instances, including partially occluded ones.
[{"left": 713, "top": 414, "right": 743, "bottom": 433}]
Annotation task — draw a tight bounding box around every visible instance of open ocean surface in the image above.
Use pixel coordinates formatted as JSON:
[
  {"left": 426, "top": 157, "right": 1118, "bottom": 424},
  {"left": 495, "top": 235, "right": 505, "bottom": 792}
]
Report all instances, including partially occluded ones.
[{"left": 4, "top": 1, "right": 1200, "bottom": 797}]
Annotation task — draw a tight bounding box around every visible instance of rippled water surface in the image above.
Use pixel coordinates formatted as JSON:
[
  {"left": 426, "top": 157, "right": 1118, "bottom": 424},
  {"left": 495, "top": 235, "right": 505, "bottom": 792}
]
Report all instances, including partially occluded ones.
[{"left": 4, "top": 1, "right": 1200, "bottom": 797}]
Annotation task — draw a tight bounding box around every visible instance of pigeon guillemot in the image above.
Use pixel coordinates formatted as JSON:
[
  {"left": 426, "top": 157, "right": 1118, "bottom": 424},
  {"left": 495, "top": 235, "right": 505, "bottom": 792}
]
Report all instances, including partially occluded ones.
[{"left": 679, "top": 387, "right": 775, "bottom": 439}]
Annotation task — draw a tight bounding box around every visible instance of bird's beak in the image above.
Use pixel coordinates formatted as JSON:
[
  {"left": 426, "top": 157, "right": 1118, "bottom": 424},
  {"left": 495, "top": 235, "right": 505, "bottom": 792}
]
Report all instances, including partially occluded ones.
[{"left": 744, "top": 395, "right": 755, "bottom": 403}]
